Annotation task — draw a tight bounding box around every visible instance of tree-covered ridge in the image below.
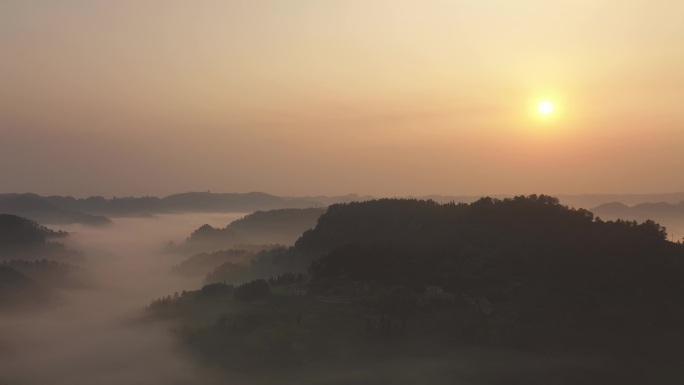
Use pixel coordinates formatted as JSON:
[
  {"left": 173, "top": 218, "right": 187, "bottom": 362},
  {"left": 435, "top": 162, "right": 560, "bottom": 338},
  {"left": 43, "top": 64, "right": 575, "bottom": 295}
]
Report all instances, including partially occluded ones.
[
  {"left": 0, "top": 214, "right": 65, "bottom": 250},
  {"left": 0, "top": 215, "right": 88, "bottom": 311},
  {"left": 180, "top": 208, "right": 326, "bottom": 253},
  {"left": 0, "top": 215, "right": 83, "bottom": 264},
  {"left": 0, "top": 264, "right": 49, "bottom": 309},
  {"left": 146, "top": 195, "right": 684, "bottom": 378},
  {"left": 0, "top": 264, "right": 32, "bottom": 287},
  {"left": 204, "top": 247, "right": 291, "bottom": 285},
  {"left": 298, "top": 195, "right": 667, "bottom": 255},
  {"left": 297, "top": 196, "right": 684, "bottom": 353},
  {"left": 300, "top": 195, "right": 677, "bottom": 288},
  {"left": 170, "top": 249, "right": 257, "bottom": 277},
  {"left": 1, "top": 259, "right": 89, "bottom": 289},
  {"left": 227, "top": 208, "right": 327, "bottom": 234}
]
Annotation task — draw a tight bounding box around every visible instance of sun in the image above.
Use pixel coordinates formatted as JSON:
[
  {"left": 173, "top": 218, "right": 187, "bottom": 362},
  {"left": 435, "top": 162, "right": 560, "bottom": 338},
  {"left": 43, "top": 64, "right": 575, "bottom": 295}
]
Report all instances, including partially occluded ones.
[
  {"left": 537, "top": 100, "right": 553, "bottom": 115},
  {"left": 527, "top": 96, "right": 562, "bottom": 129},
  {"left": 538, "top": 100, "right": 554, "bottom": 115}
]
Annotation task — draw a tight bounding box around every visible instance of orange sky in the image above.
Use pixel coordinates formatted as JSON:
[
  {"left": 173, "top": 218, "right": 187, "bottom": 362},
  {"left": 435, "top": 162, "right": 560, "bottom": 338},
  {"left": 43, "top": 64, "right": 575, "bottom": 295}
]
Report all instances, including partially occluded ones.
[{"left": 1, "top": 1, "right": 683, "bottom": 197}]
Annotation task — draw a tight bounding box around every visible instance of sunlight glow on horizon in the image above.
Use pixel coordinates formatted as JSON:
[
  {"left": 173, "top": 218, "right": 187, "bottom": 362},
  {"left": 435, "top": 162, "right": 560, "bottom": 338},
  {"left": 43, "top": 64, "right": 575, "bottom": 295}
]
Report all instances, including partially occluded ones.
[{"left": 1, "top": 1, "right": 684, "bottom": 197}]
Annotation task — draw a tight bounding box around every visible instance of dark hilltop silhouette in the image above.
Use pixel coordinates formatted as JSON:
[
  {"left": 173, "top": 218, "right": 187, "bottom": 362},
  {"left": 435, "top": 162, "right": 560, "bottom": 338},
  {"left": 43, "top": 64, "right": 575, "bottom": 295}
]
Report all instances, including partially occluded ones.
[
  {"left": 146, "top": 195, "right": 684, "bottom": 384},
  {"left": 0, "top": 214, "right": 88, "bottom": 310}
]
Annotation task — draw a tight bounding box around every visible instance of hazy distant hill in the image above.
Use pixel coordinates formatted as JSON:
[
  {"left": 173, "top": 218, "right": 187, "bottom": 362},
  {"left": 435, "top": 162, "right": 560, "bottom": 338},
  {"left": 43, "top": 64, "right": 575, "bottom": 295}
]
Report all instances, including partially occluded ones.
[
  {"left": 593, "top": 201, "right": 684, "bottom": 220},
  {"left": 0, "top": 214, "right": 84, "bottom": 263},
  {"left": 0, "top": 192, "right": 369, "bottom": 218},
  {"left": 0, "top": 215, "right": 88, "bottom": 310},
  {"left": 0, "top": 264, "right": 32, "bottom": 290},
  {"left": 179, "top": 207, "right": 326, "bottom": 253},
  {"left": 0, "top": 194, "right": 111, "bottom": 226},
  {"left": 7, "top": 190, "right": 683, "bottom": 219},
  {"left": 203, "top": 247, "right": 290, "bottom": 285},
  {"left": 0, "top": 264, "right": 44, "bottom": 308},
  {"left": 557, "top": 193, "right": 684, "bottom": 208},
  {"left": 0, "top": 262, "right": 58, "bottom": 311},
  {"left": 170, "top": 249, "right": 257, "bottom": 277},
  {"left": 48, "top": 192, "right": 329, "bottom": 216},
  {"left": 591, "top": 201, "right": 684, "bottom": 241},
  {"left": 161, "top": 192, "right": 321, "bottom": 212},
  {"left": 411, "top": 193, "right": 684, "bottom": 210},
  {"left": 2, "top": 259, "right": 90, "bottom": 289}
]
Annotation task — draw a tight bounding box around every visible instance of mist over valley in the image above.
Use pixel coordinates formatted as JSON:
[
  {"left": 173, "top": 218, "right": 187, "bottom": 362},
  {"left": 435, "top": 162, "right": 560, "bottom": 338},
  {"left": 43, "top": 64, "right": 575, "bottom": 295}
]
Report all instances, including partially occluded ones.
[
  {"left": 3, "top": 0, "right": 684, "bottom": 382},
  {"left": 3, "top": 195, "right": 684, "bottom": 384}
]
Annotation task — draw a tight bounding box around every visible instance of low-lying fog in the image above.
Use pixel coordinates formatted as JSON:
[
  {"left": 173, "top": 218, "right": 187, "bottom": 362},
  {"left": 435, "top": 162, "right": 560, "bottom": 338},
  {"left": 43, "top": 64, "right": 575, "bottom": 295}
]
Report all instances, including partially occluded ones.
[
  {"left": 0, "top": 213, "right": 244, "bottom": 385},
  {"left": 3, "top": 211, "right": 681, "bottom": 385}
]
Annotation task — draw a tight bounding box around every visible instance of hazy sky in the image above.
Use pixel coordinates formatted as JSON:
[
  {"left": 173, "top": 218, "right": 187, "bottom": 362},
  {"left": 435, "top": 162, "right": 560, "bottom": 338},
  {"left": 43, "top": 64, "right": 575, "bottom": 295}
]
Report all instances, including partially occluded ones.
[{"left": 2, "top": 1, "right": 683, "bottom": 197}]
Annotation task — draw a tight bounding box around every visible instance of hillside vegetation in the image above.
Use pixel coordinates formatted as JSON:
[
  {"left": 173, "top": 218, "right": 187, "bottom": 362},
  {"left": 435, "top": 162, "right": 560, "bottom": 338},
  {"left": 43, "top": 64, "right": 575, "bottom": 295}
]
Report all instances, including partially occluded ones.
[
  {"left": 147, "top": 196, "right": 684, "bottom": 381},
  {"left": 0, "top": 214, "right": 87, "bottom": 310},
  {"left": 178, "top": 208, "right": 326, "bottom": 253},
  {"left": 0, "top": 214, "right": 82, "bottom": 263}
]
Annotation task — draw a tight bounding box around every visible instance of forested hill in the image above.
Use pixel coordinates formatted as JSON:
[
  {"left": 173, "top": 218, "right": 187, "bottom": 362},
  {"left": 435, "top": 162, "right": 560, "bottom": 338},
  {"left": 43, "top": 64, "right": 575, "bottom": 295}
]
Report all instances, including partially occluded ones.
[
  {"left": 0, "top": 214, "right": 65, "bottom": 251},
  {"left": 0, "top": 215, "right": 88, "bottom": 311},
  {"left": 0, "top": 214, "right": 82, "bottom": 263},
  {"left": 149, "top": 195, "right": 684, "bottom": 372},
  {"left": 296, "top": 195, "right": 683, "bottom": 294},
  {"left": 180, "top": 208, "right": 326, "bottom": 253},
  {"left": 0, "top": 264, "right": 36, "bottom": 303},
  {"left": 290, "top": 196, "right": 684, "bottom": 355}
]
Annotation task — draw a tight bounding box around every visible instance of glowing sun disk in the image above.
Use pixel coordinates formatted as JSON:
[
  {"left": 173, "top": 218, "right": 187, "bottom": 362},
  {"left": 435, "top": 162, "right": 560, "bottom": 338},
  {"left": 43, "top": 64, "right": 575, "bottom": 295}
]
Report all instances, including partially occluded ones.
[{"left": 538, "top": 101, "right": 554, "bottom": 115}]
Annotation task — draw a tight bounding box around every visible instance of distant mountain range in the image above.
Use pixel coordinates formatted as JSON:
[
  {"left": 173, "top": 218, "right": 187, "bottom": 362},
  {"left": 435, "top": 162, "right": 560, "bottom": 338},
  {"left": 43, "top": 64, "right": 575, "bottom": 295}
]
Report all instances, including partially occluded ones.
[
  {"left": 592, "top": 201, "right": 684, "bottom": 220},
  {"left": 416, "top": 193, "right": 684, "bottom": 210},
  {"left": 3, "top": 191, "right": 684, "bottom": 227},
  {"left": 0, "top": 194, "right": 111, "bottom": 226},
  {"left": 0, "top": 192, "right": 374, "bottom": 225}
]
